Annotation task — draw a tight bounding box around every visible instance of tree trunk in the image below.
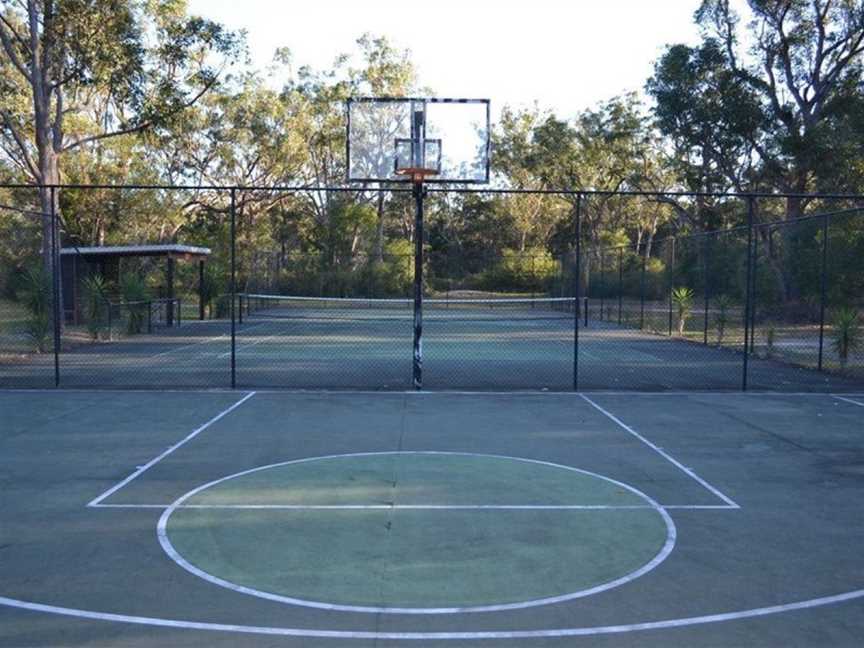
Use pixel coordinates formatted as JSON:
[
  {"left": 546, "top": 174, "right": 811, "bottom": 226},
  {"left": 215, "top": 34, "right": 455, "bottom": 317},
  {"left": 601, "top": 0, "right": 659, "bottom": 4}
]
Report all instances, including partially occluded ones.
[
  {"left": 644, "top": 228, "right": 655, "bottom": 260},
  {"left": 38, "top": 154, "right": 62, "bottom": 329}
]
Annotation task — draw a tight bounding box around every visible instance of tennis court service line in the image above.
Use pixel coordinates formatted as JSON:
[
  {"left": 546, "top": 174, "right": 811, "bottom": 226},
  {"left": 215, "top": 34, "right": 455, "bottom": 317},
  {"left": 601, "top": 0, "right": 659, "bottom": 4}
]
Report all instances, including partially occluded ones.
[
  {"left": 217, "top": 331, "right": 271, "bottom": 359},
  {"left": 833, "top": 395, "right": 864, "bottom": 407},
  {"left": 87, "top": 391, "right": 257, "bottom": 507},
  {"left": 215, "top": 318, "right": 318, "bottom": 359},
  {"left": 150, "top": 320, "right": 272, "bottom": 360},
  {"left": 579, "top": 394, "right": 740, "bottom": 509}
]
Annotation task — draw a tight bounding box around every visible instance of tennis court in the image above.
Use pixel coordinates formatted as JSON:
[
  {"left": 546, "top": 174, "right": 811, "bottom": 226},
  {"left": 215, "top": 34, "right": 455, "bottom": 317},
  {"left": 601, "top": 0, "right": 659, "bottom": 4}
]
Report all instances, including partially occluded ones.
[
  {"left": 1, "top": 389, "right": 863, "bottom": 647},
  {"left": 2, "top": 294, "right": 863, "bottom": 392}
]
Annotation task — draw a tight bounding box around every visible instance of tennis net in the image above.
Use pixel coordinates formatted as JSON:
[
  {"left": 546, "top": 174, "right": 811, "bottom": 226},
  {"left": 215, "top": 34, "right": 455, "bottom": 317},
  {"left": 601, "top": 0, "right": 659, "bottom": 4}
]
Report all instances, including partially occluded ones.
[{"left": 239, "top": 294, "right": 577, "bottom": 323}]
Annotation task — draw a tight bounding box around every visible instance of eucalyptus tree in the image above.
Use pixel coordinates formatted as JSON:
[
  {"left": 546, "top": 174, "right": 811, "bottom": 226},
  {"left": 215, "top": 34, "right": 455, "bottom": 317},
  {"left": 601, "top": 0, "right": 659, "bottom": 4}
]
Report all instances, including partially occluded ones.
[
  {"left": 649, "top": 0, "right": 864, "bottom": 212},
  {"left": 279, "top": 35, "right": 418, "bottom": 267},
  {"left": 649, "top": 0, "right": 864, "bottom": 303},
  {"left": 0, "top": 0, "right": 241, "bottom": 271},
  {"left": 348, "top": 34, "right": 418, "bottom": 261},
  {"left": 528, "top": 95, "right": 672, "bottom": 257},
  {"left": 494, "top": 105, "right": 564, "bottom": 252}
]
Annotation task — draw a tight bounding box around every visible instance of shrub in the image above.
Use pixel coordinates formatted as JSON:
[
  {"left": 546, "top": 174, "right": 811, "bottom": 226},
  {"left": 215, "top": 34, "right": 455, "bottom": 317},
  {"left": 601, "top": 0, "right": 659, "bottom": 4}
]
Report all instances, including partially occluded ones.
[
  {"left": 714, "top": 295, "right": 734, "bottom": 345},
  {"left": 831, "top": 307, "right": 861, "bottom": 370},
  {"left": 198, "top": 268, "right": 222, "bottom": 319},
  {"left": 479, "top": 249, "right": 557, "bottom": 293},
  {"left": 363, "top": 242, "right": 414, "bottom": 297},
  {"left": 764, "top": 324, "right": 776, "bottom": 359},
  {"left": 643, "top": 257, "right": 667, "bottom": 300}
]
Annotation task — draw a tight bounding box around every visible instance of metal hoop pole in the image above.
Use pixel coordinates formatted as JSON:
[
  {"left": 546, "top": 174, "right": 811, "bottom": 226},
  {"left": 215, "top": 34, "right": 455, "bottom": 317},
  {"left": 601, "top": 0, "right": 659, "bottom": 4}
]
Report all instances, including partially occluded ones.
[{"left": 413, "top": 182, "right": 424, "bottom": 390}]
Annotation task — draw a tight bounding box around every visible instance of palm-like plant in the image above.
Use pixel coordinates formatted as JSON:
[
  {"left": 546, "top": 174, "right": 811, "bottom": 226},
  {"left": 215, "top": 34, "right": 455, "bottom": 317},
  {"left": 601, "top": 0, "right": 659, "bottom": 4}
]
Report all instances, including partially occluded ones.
[
  {"left": 19, "top": 266, "right": 52, "bottom": 353},
  {"left": 82, "top": 274, "right": 109, "bottom": 340},
  {"left": 831, "top": 307, "right": 861, "bottom": 370},
  {"left": 672, "top": 287, "right": 695, "bottom": 336},
  {"left": 119, "top": 273, "right": 149, "bottom": 334}
]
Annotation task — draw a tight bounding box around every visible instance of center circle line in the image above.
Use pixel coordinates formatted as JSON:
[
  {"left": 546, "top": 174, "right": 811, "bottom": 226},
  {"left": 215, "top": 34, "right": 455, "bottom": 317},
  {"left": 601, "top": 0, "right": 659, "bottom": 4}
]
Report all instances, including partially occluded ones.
[{"left": 157, "top": 451, "right": 677, "bottom": 615}]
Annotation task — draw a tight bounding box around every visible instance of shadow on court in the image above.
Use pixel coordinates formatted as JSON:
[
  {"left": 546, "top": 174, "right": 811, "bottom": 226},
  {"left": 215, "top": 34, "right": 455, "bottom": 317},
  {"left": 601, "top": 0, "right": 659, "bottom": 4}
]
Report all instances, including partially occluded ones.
[{"left": 0, "top": 390, "right": 863, "bottom": 647}]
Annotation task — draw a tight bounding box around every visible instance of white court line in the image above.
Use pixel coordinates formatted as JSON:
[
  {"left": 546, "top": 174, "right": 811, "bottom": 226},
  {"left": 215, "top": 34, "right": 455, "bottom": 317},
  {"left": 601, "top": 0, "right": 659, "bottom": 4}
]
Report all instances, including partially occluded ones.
[
  {"left": 148, "top": 324, "right": 238, "bottom": 359},
  {"left": 661, "top": 504, "right": 739, "bottom": 510},
  {"left": 91, "top": 502, "right": 738, "bottom": 511},
  {"left": 151, "top": 321, "right": 272, "bottom": 360},
  {"left": 834, "top": 395, "right": 864, "bottom": 408},
  {"left": 217, "top": 333, "right": 271, "bottom": 359},
  {"left": 149, "top": 334, "right": 226, "bottom": 359},
  {"left": 86, "top": 392, "right": 256, "bottom": 507},
  {"left": 216, "top": 318, "right": 317, "bottom": 358},
  {"left": 580, "top": 394, "right": 740, "bottom": 509},
  {"left": 1, "top": 587, "right": 864, "bottom": 639}
]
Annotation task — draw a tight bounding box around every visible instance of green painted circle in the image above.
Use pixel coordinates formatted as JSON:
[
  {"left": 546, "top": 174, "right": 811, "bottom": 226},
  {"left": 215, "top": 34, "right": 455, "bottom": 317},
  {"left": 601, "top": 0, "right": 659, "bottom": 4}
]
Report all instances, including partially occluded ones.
[{"left": 165, "top": 453, "right": 670, "bottom": 610}]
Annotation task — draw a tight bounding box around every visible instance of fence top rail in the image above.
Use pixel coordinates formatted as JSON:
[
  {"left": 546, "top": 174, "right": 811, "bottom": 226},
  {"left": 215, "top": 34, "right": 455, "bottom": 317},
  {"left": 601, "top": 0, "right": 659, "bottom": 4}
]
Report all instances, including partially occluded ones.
[{"left": 1, "top": 182, "right": 864, "bottom": 201}]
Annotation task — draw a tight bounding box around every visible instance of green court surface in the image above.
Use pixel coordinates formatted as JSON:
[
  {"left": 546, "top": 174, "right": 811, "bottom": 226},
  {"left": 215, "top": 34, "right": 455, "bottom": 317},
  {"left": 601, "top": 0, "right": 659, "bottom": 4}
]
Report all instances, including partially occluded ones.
[
  {"left": 1, "top": 390, "right": 863, "bottom": 647},
  {"left": 164, "top": 453, "right": 671, "bottom": 610},
  {"left": 3, "top": 314, "right": 863, "bottom": 391}
]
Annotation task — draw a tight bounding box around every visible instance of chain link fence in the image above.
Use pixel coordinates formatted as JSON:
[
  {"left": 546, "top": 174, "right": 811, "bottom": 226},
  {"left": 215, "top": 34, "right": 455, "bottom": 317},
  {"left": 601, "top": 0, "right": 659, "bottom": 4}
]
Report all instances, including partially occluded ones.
[{"left": 1, "top": 185, "right": 862, "bottom": 391}]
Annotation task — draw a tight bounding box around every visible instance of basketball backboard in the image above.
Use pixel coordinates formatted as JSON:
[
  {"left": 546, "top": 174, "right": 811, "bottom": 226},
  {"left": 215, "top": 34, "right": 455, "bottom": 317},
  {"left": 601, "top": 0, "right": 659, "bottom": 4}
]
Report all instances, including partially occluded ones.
[{"left": 346, "top": 97, "right": 490, "bottom": 184}]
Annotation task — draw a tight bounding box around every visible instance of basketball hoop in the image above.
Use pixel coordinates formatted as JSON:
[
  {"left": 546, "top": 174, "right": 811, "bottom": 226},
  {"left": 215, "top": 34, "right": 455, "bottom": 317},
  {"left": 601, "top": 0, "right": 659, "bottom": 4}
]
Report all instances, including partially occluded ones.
[
  {"left": 394, "top": 167, "right": 440, "bottom": 184},
  {"left": 345, "top": 96, "right": 492, "bottom": 390},
  {"left": 346, "top": 97, "right": 490, "bottom": 185}
]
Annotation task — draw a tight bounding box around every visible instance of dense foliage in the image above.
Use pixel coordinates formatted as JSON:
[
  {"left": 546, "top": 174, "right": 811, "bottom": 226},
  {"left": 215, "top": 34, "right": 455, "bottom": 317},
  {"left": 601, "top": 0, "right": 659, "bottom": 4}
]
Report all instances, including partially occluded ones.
[{"left": 0, "top": 0, "right": 862, "bottom": 310}]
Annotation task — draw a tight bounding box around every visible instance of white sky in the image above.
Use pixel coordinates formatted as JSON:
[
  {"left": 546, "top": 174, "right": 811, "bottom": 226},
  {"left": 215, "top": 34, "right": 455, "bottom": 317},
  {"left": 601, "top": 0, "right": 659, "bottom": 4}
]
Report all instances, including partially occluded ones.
[{"left": 187, "top": 0, "right": 751, "bottom": 119}]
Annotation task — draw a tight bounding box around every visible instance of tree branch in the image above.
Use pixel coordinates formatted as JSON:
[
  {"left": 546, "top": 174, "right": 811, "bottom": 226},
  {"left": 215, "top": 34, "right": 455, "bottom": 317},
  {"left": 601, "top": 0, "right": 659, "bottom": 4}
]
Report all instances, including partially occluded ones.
[
  {"left": 62, "top": 74, "right": 220, "bottom": 152},
  {"left": 0, "top": 13, "right": 31, "bottom": 80},
  {"left": 0, "top": 107, "right": 39, "bottom": 178},
  {"left": 773, "top": 7, "right": 810, "bottom": 120}
]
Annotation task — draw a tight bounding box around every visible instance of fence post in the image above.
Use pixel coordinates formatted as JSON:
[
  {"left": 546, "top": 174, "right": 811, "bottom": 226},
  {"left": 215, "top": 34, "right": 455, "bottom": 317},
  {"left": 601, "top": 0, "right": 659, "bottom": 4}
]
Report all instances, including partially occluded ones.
[
  {"left": 817, "top": 214, "right": 829, "bottom": 371},
  {"left": 640, "top": 251, "right": 646, "bottom": 330},
  {"left": 573, "top": 194, "right": 582, "bottom": 392},
  {"left": 50, "top": 186, "right": 61, "bottom": 388},
  {"left": 750, "top": 228, "right": 759, "bottom": 354},
  {"left": 531, "top": 254, "right": 536, "bottom": 307},
  {"left": 230, "top": 187, "right": 237, "bottom": 389},
  {"left": 742, "top": 196, "right": 756, "bottom": 391},
  {"left": 618, "top": 247, "right": 623, "bottom": 325},
  {"left": 198, "top": 259, "right": 206, "bottom": 320},
  {"left": 667, "top": 238, "right": 675, "bottom": 336},
  {"left": 599, "top": 248, "right": 605, "bottom": 322},
  {"left": 703, "top": 234, "right": 710, "bottom": 345}
]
